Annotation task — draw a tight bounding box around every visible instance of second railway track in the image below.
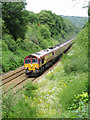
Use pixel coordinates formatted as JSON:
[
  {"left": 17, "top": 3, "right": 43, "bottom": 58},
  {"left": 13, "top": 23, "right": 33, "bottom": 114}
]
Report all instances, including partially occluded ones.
[{"left": 1, "top": 66, "right": 28, "bottom": 94}]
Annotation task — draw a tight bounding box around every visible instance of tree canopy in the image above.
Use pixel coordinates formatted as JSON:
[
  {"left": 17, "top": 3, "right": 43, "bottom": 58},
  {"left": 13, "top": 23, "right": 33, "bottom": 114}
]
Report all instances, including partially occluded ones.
[
  {"left": 2, "top": 2, "right": 29, "bottom": 41},
  {"left": 37, "top": 10, "right": 75, "bottom": 37}
]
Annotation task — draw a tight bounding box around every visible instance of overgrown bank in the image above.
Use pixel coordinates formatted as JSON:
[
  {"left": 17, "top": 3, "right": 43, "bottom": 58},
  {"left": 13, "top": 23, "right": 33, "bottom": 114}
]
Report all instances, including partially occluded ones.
[{"left": 2, "top": 22, "right": 88, "bottom": 118}]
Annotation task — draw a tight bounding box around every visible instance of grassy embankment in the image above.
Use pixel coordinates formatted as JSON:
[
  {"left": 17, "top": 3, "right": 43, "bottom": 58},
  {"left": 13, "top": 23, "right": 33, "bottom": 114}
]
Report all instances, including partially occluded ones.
[{"left": 2, "top": 23, "right": 88, "bottom": 118}]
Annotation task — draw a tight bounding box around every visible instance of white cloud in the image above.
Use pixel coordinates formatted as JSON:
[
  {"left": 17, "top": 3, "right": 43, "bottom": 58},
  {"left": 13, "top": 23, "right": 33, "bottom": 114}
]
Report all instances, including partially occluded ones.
[{"left": 26, "top": 0, "right": 89, "bottom": 17}]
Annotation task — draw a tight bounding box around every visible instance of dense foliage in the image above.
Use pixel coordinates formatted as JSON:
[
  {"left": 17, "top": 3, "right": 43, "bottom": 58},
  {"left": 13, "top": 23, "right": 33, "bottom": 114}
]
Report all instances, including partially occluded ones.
[
  {"left": 2, "top": 2, "right": 29, "bottom": 41},
  {"left": 38, "top": 10, "right": 75, "bottom": 37},
  {"left": 28, "top": 10, "right": 76, "bottom": 38}
]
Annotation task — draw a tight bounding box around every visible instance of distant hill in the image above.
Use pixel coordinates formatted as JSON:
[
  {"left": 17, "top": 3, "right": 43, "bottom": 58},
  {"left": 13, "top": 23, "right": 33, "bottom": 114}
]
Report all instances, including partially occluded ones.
[{"left": 61, "top": 16, "right": 88, "bottom": 27}]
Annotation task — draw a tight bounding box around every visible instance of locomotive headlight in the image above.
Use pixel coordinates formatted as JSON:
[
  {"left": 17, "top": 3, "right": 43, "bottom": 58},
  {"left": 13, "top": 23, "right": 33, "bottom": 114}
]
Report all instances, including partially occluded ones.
[
  {"left": 35, "top": 67, "right": 38, "bottom": 70},
  {"left": 25, "top": 67, "right": 28, "bottom": 70},
  {"left": 31, "top": 64, "right": 33, "bottom": 67}
]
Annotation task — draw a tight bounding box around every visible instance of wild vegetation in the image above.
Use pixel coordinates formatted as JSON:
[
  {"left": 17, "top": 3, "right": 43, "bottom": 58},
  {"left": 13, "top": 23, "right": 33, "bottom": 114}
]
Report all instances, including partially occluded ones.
[
  {"left": 2, "top": 22, "right": 88, "bottom": 118},
  {"left": 62, "top": 15, "right": 88, "bottom": 27},
  {"left": 2, "top": 2, "right": 78, "bottom": 73}
]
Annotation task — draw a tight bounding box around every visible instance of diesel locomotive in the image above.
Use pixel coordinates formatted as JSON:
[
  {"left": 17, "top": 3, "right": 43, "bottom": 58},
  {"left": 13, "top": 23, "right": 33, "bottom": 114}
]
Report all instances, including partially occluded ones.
[{"left": 24, "top": 39, "right": 74, "bottom": 76}]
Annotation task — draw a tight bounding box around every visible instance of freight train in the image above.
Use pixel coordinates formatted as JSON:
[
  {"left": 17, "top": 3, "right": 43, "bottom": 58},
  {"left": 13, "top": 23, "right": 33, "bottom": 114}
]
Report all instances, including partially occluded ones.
[{"left": 24, "top": 39, "right": 74, "bottom": 76}]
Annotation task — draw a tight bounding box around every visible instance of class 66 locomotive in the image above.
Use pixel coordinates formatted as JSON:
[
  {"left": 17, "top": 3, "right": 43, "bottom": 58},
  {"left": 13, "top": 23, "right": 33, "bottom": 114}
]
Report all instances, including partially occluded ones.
[{"left": 24, "top": 39, "right": 74, "bottom": 76}]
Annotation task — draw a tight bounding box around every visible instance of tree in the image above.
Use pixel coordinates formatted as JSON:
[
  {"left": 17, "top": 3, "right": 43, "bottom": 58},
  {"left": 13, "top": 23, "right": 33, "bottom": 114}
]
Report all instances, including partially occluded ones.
[
  {"left": 38, "top": 10, "right": 55, "bottom": 36},
  {"left": 39, "top": 25, "right": 51, "bottom": 39},
  {"left": 2, "top": 2, "right": 29, "bottom": 41},
  {"left": 28, "top": 11, "right": 39, "bottom": 24},
  {"left": 88, "top": 1, "right": 90, "bottom": 16},
  {"left": 38, "top": 10, "right": 75, "bottom": 37}
]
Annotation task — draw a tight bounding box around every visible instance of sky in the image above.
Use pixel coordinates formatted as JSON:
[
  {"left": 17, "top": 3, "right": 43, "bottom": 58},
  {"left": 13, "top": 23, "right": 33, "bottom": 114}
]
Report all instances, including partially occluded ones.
[{"left": 26, "top": 0, "right": 89, "bottom": 17}]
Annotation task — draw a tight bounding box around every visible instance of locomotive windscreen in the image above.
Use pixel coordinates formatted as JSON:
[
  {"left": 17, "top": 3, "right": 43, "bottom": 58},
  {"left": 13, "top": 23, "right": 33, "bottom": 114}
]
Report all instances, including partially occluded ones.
[
  {"left": 25, "top": 59, "right": 31, "bottom": 64},
  {"left": 32, "top": 59, "right": 38, "bottom": 63}
]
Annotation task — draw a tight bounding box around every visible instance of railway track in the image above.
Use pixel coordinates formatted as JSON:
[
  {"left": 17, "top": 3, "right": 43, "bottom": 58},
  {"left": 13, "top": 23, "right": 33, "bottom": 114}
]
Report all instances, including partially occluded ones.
[
  {"left": 2, "top": 66, "right": 25, "bottom": 85},
  {"left": 1, "top": 66, "right": 28, "bottom": 94}
]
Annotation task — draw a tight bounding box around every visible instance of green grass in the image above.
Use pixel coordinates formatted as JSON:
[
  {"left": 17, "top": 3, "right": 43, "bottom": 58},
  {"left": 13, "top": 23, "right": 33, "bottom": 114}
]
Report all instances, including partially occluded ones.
[
  {"left": 59, "top": 72, "right": 88, "bottom": 110},
  {"left": 8, "top": 97, "right": 36, "bottom": 118},
  {"left": 2, "top": 81, "right": 38, "bottom": 118},
  {"left": 24, "top": 81, "right": 38, "bottom": 98}
]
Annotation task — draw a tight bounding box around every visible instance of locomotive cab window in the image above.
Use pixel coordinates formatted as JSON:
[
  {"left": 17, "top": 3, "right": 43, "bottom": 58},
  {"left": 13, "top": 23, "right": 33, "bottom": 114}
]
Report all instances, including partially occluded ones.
[
  {"left": 42, "top": 58, "right": 44, "bottom": 64},
  {"left": 52, "top": 52, "right": 54, "bottom": 55},
  {"left": 25, "top": 59, "right": 31, "bottom": 64},
  {"left": 32, "top": 59, "right": 38, "bottom": 63}
]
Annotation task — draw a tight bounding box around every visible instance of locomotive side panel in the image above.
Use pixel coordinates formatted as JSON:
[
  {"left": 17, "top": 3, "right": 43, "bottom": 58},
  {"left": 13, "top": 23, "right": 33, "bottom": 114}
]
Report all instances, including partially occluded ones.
[
  {"left": 39, "top": 52, "right": 54, "bottom": 67},
  {"left": 44, "top": 52, "right": 54, "bottom": 62}
]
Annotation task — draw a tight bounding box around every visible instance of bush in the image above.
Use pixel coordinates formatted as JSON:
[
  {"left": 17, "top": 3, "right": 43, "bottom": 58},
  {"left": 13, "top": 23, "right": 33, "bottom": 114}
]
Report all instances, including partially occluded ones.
[
  {"left": 9, "top": 98, "right": 36, "bottom": 118},
  {"left": 2, "top": 91, "right": 37, "bottom": 118},
  {"left": 2, "top": 41, "right": 8, "bottom": 51},
  {"left": 2, "top": 92, "right": 16, "bottom": 118},
  {"left": 63, "top": 54, "right": 88, "bottom": 74},
  {"left": 2, "top": 50, "right": 23, "bottom": 72},
  {"left": 67, "top": 92, "right": 89, "bottom": 118},
  {"left": 3, "top": 34, "right": 18, "bottom": 52},
  {"left": 24, "top": 81, "right": 38, "bottom": 98},
  {"left": 59, "top": 73, "right": 88, "bottom": 110},
  {"left": 39, "top": 25, "right": 51, "bottom": 39}
]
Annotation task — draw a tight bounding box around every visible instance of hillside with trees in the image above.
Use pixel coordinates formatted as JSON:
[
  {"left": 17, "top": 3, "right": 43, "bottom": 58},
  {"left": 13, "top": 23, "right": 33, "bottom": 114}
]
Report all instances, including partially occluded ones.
[
  {"left": 62, "top": 15, "right": 88, "bottom": 27},
  {"left": 2, "top": 2, "right": 77, "bottom": 73}
]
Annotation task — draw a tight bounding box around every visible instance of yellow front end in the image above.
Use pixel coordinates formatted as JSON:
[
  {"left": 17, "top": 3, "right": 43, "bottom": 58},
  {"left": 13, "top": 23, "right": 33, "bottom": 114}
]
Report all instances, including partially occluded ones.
[{"left": 24, "top": 63, "right": 39, "bottom": 72}]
